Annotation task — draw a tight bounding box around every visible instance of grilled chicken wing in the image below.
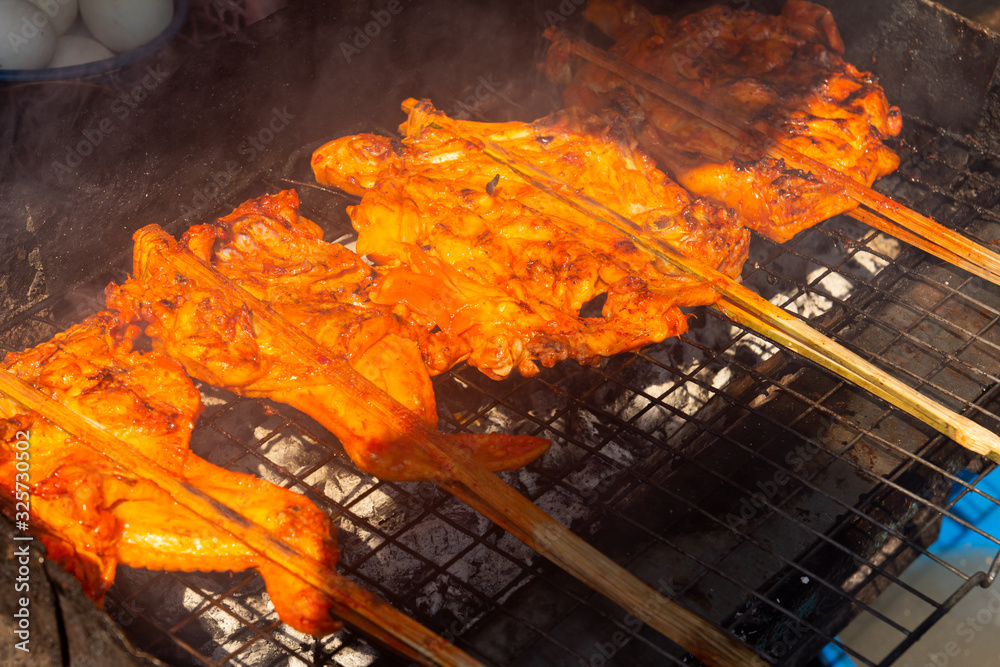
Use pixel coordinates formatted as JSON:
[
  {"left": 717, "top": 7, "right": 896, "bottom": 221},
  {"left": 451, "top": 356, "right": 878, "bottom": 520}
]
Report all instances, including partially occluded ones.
[
  {"left": 0, "top": 311, "right": 341, "bottom": 636},
  {"left": 312, "top": 100, "right": 749, "bottom": 379},
  {"left": 108, "top": 191, "right": 549, "bottom": 481},
  {"left": 549, "top": 0, "right": 902, "bottom": 242}
]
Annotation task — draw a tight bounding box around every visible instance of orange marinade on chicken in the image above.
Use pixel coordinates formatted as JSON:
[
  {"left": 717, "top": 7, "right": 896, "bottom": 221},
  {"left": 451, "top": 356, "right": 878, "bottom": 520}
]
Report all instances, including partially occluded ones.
[
  {"left": 109, "top": 191, "right": 549, "bottom": 481},
  {"left": 0, "top": 311, "right": 341, "bottom": 636},
  {"left": 312, "top": 100, "right": 749, "bottom": 380},
  {"left": 548, "top": 0, "right": 902, "bottom": 242}
]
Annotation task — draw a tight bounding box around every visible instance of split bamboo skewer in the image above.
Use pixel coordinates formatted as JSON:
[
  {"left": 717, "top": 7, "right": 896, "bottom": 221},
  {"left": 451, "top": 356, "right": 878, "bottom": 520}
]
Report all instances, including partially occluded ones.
[
  {"left": 402, "top": 99, "right": 1000, "bottom": 461},
  {"left": 845, "top": 207, "right": 988, "bottom": 279},
  {"left": 134, "top": 225, "right": 768, "bottom": 667},
  {"left": 0, "top": 368, "right": 480, "bottom": 667},
  {"left": 543, "top": 28, "right": 1000, "bottom": 288},
  {"left": 712, "top": 296, "right": 1000, "bottom": 468},
  {"left": 640, "top": 126, "right": 986, "bottom": 282}
]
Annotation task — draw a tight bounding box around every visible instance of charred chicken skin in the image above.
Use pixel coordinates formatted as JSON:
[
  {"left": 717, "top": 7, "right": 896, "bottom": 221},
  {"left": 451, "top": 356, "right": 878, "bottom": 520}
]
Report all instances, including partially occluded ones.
[
  {"left": 0, "top": 311, "right": 341, "bottom": 636},
  {"left": 109, "top": 191, "right": 549, "bottom": 481},
  {"left": 548, "top": 0, "right": 902, "bottom": 242},
  {"left": 312, "top": 100, "right": 749, "bottom": 379}
]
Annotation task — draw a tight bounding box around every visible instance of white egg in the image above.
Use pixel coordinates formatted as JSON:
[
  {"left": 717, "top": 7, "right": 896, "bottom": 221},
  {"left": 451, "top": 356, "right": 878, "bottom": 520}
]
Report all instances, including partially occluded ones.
[
  {"left": 62, "top": 13, "right": 92, "bottom": 37},
  {"left": 79, "top": 0, "right": 172, "bottom": 53},
  {"left": 26, "top": 0, "right": 78, "bottom": 35},
  {"left": 0, "top": 0, "right": 57, "bottom": 69},
  {"left": 49, "top": 33, "right": 112, "bottom": 67}
]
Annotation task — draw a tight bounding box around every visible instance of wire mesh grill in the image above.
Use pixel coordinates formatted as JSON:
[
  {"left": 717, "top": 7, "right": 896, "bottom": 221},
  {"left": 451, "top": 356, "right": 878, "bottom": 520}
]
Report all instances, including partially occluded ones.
[{"left": 3, "top": 104, "right": 1000, "bottom": 667}]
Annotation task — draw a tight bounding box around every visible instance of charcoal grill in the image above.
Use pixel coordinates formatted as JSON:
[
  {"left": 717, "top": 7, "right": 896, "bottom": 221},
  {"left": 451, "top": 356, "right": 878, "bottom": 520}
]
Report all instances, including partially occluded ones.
[{"left": 3, "top": 1, "right": 1000, "bottom": 665}]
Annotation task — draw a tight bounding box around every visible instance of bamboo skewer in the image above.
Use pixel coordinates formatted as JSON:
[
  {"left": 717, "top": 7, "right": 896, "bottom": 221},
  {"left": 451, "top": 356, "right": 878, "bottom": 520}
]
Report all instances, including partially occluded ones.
[
  {"left": 544, "top": 28, "right": 1000, "bottom": 288},
  {"left": 640, "top": 127, "right": 987, "bottom": 281},
  {"left": 133, "top": 226, "right": 767, "bottom": 667},
  {"left": 713, "top": 296, "right": 1000, "bottom": 469},
  {"left": 401, "top": 99, "right": 1000, "bottom": 461},
  {"left": 0, "top": 369, "right": 480, "bottom": 667},
  {"left": 845, "top": 207, "right": 989, "bottom": 279}
]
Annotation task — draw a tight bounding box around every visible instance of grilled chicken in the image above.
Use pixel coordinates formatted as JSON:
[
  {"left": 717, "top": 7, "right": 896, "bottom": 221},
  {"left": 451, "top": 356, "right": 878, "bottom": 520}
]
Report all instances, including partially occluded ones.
[
  {"left": 312, "top": 100, "right": 749, "bottom": 379},
  {"left": 109, "top": 191, "right": 549, "bottom": 481},
  {"left": 548, "top": 0, "right": 902, "bottom": 242},
  {"left": 0, "top": 311, "right": 341, "bottom": 636}
]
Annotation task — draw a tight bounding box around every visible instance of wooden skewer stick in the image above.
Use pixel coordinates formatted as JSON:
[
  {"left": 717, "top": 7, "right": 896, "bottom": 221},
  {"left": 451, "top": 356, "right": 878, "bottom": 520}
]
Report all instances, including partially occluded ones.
[
  {"left": 645, "top": 135, "right": 983, "bottom": 279},
  {"left": 845, "top": 207, "right": 989, "bottom": 279},
  {"left": 711, "top": 297, "right": 1000, "bottom": 468},
  {"left": 134, "top": 225, "right": 767, "bottom": 667},
  {"left": 544, "top": 28, "right": 1000, "bottom": 288},
  {"left": 401, "top": 98, "right": 1000, "bottom": 461},
  {"left": 0, "top": 368, "right": 480, "bottom": 667}
]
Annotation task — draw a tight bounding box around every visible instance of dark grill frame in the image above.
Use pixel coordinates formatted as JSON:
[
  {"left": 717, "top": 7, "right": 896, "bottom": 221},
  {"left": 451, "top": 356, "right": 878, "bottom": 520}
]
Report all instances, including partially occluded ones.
[{"left": 4, "top": 2, "right": 1000, "bottom": 666}]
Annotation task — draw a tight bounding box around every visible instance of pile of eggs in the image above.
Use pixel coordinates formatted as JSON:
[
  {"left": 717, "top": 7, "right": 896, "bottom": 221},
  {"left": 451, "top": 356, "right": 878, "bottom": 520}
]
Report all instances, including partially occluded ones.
[{"left": 0, "top": 0, "right": 175, "bottom": 70}]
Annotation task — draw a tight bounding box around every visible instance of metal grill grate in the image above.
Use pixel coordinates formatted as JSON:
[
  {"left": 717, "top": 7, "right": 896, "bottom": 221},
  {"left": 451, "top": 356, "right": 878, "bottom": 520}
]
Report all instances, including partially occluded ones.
[{"left": 4, "top": 108, "right": 1000, "bottom": 667}]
